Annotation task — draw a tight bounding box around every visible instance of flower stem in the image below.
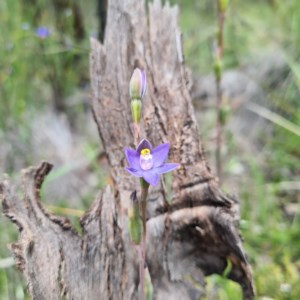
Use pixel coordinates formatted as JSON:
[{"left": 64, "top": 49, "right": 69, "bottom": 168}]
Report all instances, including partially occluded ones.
[
  {"left": 134, "top": 122, "right": 140, "bottom": 147},
  {"left": 139, "top": 178, "right": 149, "bottom": 300}
]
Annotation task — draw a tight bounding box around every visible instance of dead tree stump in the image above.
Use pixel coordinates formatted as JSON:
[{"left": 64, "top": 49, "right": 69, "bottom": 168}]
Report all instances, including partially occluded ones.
[{"left": 0, "top": 0, "right": 254, "bottom": 299}]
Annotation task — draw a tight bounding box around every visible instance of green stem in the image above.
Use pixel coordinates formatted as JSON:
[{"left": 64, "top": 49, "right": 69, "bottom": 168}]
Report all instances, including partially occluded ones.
[{"left": 139, "top": 178, "right": 149, "bottom": 300}]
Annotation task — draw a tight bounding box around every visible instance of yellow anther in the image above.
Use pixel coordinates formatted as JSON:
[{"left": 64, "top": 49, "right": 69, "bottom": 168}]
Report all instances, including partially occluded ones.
[{"left": 141, "top": 148, "right": 150, "bottom": 156}]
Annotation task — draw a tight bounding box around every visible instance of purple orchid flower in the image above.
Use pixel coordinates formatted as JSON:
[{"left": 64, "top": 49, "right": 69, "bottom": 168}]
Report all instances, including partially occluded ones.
[
  {"left": 129, "top": 68, "right": 146, "bottom": 100},
  {"left": 35, "top": 26, "right": 50, "bottom": 39},
  {"left": 125, "top": 139, "right": 179, "bottom": 186}
]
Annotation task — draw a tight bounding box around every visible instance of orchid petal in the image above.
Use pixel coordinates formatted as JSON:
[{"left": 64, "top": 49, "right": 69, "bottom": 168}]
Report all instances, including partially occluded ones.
[
  {"left": 152, "top": 143, "right": 170, "bottom": 167},
  {"left": 155, "top": 163, "right": 180, "bottom": 174},
  {"left": 142, "top": 170, "right": 159, "bottom": 186},
  {"left": 125, "top": 167, "right": 143, "bottom": 177},
  {"left": 124, "top": 148, "right": 141, "bottom": 170},
  {"left": 137, "top": 139, "right": 152, "bottom": 153}
]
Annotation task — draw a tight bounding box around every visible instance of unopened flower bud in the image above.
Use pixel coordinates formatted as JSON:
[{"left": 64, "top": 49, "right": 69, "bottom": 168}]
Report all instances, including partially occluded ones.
[
  {"left": 129, "top": 68, "right": 146, "bottom": 100},
  {"left": 128, "top": 191, "right": 142, "bottom": 245}
]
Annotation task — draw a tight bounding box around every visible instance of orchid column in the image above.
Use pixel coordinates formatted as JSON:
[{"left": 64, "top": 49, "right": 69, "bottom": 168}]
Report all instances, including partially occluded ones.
[{"left": 125, "top": 69, "right": 179, "bottom": 300}]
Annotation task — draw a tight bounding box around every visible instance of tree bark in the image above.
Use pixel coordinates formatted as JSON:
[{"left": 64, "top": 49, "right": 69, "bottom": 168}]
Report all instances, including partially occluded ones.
[{"left": 0, "top": 0, "right": 254, "bottom": 299}]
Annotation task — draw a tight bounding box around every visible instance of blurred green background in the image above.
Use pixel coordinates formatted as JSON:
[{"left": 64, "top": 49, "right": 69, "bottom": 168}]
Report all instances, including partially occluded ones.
[{"left": 0, "top": 0, "right": 299, "bottom": 299}]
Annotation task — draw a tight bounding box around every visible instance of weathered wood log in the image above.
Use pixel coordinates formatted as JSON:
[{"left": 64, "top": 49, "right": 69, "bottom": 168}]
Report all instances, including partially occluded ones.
[{"left": 0, "top": 0, "right": 254, "bottom": 299}]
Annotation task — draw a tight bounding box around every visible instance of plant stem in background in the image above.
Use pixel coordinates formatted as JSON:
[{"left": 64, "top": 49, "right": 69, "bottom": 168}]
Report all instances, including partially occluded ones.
[{"left": 214, "top": 0, "right": 228, "bottom": 184}]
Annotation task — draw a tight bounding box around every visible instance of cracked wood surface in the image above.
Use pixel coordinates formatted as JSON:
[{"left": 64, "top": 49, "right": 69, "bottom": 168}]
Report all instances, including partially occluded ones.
[{"left": 0, "top": 0, "right": 254, "bottom": 299}]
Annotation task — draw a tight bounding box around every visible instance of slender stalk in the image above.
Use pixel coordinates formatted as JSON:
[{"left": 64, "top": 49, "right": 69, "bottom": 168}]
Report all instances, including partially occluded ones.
[
  {"left": 141, "top": 185, "right": 148, "bottom": 258},
  {"left": 215, "top": 0, "right": 227, "bottom": 184},
  {"left": 139, "top": 179, "right": 149, "bottom": 300},
  {"left": 132, "top": 109, "right": 145, "bottom": 299},
  {"left": 216, "top": 72, "right": 223, "bottom": 183},
  {"left": 134, "top": 123, "right": 140, "bottom": 146}
]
